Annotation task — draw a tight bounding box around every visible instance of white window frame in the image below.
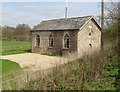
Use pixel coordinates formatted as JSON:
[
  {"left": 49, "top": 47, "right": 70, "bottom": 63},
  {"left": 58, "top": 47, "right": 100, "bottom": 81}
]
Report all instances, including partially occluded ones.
[{"left": 63, "top": 33, "right": 70, "bottom": 49}]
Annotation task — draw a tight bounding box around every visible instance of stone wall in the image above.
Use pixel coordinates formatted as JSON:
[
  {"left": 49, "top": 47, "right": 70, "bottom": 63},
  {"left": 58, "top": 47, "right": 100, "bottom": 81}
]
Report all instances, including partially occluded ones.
[
  {"left": 31, "top": 18, "right": 101, "bottom": 59},
  {"left": 31, "top": 30, "right": 78, "bottom": 57},
  {"left": 77, "top": 19, "right": 101, "bottom": 58}
]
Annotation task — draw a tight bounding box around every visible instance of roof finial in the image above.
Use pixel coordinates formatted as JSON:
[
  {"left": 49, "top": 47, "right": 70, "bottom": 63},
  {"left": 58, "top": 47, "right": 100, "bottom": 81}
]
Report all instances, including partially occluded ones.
[{"left": 65, "top": 0, "right": 68, "bottom": 18}]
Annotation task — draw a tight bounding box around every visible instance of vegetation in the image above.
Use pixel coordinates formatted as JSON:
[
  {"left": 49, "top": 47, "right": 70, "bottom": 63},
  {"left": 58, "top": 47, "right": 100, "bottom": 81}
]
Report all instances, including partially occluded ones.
[
  {"left": 1, "top": 39, "right": 31, "bottom": 55},
  {"left": 2, "top": 46, "right": 119, "bottom": 90},
  {"left": 0, "top": 39, "right": 30, "bottom": 89},
  {"left": 21, "top": 49, "right": 118, "bottom": 90},
  {"left": 1, "top": 24, "right": 31, "bottom": 41},
  {"left": 0, "top": 59, "right": 21, "bottom": 75},
  {"left": 1, "top": 50, "right": 30, "bottom": 55},
  {"left": 1, "top": 59, "right": 22, "bottom": 90},
  {"left": 1, "top": 1, "right": 119, "bottom": 90}
]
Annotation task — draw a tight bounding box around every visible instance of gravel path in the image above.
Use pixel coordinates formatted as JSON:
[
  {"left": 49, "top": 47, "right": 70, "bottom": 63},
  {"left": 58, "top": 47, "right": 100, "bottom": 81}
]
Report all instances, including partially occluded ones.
[{"left": 1, "top": 53, "right": 68, "bottom": 70}]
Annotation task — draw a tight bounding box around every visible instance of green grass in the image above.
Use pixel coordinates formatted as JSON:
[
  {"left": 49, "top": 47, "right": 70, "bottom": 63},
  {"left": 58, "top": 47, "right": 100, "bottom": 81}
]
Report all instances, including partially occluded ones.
[
  {"left": 1, "top": 49, "right": 31, "bottom": 55},
  {"left": 1, "top": 39, "right": 30, "bottom": 52},
  {"left": 1, "top": 59, "right": 22, "bottom": 90},
  {"left": 0, "top": 59, "right": 21, "bottom": 75},
  {"left": 82, "top": 56, "right": 119, "bottom": 90},
  {"left": 1, "top": 40, "right": 29, "bottom": 89},
  {"left": 1, "top": 39, "right": 31, "bottom": 55}
]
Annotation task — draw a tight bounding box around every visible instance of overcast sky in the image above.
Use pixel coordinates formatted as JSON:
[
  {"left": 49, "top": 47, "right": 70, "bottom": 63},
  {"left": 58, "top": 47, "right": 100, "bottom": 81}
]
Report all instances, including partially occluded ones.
[{"left": 1, "top": 0, "right": 119, "bottom": 29}]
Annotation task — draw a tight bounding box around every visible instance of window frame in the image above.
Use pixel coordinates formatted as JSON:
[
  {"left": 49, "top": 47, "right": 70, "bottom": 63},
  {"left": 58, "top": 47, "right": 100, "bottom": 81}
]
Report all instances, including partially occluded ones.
[
  {"left": 35, "top": 34, "right": 40, "bottom": 47},
  {"left": 63, "top": 33, "right": 70, "bottom": 49},
  {"left": 48, "top": 34, "right": 54, "bottom": 48}
]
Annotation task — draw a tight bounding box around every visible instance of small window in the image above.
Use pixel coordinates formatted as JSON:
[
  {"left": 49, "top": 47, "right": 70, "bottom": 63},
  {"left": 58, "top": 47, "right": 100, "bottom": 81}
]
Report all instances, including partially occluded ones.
[
  {"left": 36, "top": 35, "right": 40, "bottom": 47},
  {"left": 64, "top": 34, "right": 70, "bottom": 49},
  {"left": 49, "top": 34, "right": 53, "bottom": 48},
  {"left": 89, "top": 43, "right": 92, "bottom": 48},
  {"left": 89, "top": 33, "right": 91, "bottom": 36},
  {"left": 89, "top": 26, "right": 92, "bottom": 36}
]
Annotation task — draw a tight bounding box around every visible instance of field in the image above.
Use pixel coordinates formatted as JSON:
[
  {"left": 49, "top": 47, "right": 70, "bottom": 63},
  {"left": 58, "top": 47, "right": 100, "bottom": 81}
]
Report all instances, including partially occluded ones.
[
  {"left": 1, "top": 39, "right": 30, "bottom": 55},
  {"left": 0, "top": 59, "right": 21, "bottom": 75},
  {"left": 1, "top": 39, "right": 30, "bottom": 74},
  {"left": 1, "top": 40, "right": 31, "bottom": 89}
]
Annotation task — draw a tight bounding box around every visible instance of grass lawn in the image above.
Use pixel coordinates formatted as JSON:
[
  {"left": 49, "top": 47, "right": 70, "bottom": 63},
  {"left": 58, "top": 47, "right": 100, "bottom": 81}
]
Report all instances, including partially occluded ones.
[
  {"left": 1, "top": 59, "right": 22, "bottom": 90},
  {"left": 1, "top": 39, "right": 30, "bottom": 52},
  {"left": 0, "top": 59, "right": 21, "bottom": 75},
  {"left": 1, "top": 49, "right": 31, "bottom": 55},
  {"left": 0, "top": 39, "right": 29, "bottom": 80},
  {"left": 1, "top": 39, "right": 31, "bottom": 55}
]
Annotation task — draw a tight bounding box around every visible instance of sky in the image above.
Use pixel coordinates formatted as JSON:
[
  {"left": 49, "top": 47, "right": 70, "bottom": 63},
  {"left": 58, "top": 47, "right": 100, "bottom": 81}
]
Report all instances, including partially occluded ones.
[{"left": 1, "top": 2, "right": 102, "bottom": 28}]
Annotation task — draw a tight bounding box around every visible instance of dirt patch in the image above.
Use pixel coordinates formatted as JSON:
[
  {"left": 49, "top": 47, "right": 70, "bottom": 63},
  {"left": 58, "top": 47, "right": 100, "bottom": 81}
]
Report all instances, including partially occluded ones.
[{"left": 1, "top": 53, "right": 68, "bottom": 70}]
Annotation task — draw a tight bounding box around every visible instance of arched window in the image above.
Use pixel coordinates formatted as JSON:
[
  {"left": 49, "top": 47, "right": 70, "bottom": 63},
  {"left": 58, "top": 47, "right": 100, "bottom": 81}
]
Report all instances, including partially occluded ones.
[
  {"left": 49, "top": 34, "right": 53, "bottom": 48},
  {"left": 36, "top": 35, "right": 40, "bottom": 47},
  {"left": 64, "top": 34, "right": 70, "bottom": 49}
]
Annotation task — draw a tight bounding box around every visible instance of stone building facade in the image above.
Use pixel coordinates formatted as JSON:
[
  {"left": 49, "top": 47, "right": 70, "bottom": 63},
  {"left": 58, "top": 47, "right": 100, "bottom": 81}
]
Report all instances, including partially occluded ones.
[{"left": 31, "top": 16, "right": 101, "bottom": 59}]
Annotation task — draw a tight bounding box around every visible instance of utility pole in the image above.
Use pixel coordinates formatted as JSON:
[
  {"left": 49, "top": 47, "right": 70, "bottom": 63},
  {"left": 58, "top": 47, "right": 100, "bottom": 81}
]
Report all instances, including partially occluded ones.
[
  {"left": 65, "top": 0, "right": 68, "bottom": 18},
  {"left": 101, "top": 0, "right": 104, "bottom": 49}
]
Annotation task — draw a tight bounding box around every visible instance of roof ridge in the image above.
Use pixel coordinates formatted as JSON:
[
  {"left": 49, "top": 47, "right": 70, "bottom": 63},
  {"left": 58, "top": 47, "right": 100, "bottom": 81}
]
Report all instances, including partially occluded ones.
[{"left": 42, "top": 16, "right": 93, "bottom": 22}]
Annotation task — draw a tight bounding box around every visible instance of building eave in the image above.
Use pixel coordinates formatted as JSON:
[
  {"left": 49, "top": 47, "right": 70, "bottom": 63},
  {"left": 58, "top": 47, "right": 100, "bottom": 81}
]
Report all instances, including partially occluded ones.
[{"left": 30, "top": 29, "right": 79, "bottom": 32}]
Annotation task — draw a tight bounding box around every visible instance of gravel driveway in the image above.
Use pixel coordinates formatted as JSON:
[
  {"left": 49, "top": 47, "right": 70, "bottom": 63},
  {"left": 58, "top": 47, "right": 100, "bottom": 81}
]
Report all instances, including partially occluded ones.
[{"left": 1, "top": 53, "right": 68, "bottom": 70}]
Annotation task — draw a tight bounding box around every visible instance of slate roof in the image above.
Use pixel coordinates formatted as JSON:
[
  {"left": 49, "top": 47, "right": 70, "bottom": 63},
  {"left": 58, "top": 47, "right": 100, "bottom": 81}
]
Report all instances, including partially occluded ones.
[{"left": 33, "top": 16, "right": 96, "bottom": 31}]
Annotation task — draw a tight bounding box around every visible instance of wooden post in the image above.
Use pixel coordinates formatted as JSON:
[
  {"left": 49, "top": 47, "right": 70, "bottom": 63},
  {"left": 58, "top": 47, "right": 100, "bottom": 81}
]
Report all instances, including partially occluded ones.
[{"left": 101, "top": 0, "right": 104, "bottom": 49}]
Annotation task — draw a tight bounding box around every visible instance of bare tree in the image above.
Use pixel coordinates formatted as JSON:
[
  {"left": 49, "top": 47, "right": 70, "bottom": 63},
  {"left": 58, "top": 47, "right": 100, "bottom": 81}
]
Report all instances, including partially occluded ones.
[
  {"left": 14, "top": 24, "right": 31, "bottom": 41},
  {"left": 2, "top": 25, "right": 14, "bottom": 40}
]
